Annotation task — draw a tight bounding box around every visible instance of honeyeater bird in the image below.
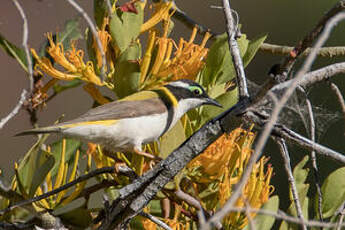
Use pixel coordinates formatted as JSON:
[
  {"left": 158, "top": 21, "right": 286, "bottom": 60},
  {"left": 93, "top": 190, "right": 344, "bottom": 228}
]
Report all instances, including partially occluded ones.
[{"left": 16, "top": 79, "right": 221, "bottom": 158}]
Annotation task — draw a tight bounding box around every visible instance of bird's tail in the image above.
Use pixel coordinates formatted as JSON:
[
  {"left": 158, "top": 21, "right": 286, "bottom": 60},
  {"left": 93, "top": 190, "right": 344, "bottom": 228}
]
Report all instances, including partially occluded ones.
[{"left": 15, "top": 126, "right": 62, "bottom": 136}]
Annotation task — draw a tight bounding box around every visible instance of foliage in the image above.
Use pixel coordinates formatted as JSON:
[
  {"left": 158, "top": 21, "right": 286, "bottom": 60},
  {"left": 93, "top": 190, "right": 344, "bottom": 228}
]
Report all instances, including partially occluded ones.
[{"left": 1, "top": 1, "right": 343, "bottom": 230}]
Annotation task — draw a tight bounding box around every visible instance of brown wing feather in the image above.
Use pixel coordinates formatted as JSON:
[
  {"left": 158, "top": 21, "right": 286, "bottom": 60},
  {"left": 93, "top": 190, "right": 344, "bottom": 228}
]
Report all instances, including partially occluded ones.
[{"left": 60, "top": 97, "right": 167, "bottom": 125}]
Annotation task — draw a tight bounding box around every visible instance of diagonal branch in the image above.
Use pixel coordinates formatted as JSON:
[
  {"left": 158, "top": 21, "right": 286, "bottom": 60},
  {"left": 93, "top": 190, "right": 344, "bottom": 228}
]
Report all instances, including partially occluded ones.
[
  {"left": 205, "top": 12, "right": 345, "bottom": 229},
  {"left": 0, "top": 167, "right": 116, "bottom": 215},
  {"left": 276, "top": 138, "right": 307, "bottom": 230}
]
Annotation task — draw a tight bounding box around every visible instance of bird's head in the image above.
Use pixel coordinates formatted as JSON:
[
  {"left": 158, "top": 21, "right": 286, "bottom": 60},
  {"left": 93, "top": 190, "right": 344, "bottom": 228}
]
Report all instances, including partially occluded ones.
[{"left": 164, "top": 79, "right": 222, "bottom": 114}]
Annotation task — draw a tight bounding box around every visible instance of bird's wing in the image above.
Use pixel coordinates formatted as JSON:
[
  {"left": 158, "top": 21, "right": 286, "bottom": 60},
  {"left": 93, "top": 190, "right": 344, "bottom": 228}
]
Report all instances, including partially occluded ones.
[
  {"left": 59, "top": 91, "right": 166, "bottom": 125},
  {"left": 15, "top": 90, "right": 167, "bottom": 136}
]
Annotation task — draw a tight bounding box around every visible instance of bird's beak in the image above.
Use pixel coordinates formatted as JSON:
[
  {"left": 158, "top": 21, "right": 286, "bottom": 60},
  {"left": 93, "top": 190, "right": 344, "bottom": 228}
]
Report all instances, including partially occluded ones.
[{"left": 204, "top": 98, "right": 223, "bottom": 108}]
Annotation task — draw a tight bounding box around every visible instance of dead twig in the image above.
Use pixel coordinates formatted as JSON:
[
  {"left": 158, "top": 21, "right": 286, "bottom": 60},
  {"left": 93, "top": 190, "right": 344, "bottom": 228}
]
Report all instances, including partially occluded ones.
[
  {"left": 329, "top": 82, "right": 345, "bottom": 132},
  {"left": 276, "top": 138, "right": 307, "bottom": 230},
  {"left": 222, "top": 0, "right": 249, "bottom": 99},
  {"left": 260, "top": 43, "right": 345, "bottom": 58},
  {"left": 205, "top": 11, "right": 345, "bottom": 229},
  {"left": 139, "top": 212, "right": 172, "bottom": 230},
  {"left": 1, "top": 0, "right": 33, "bottom": 130},
  {"left": 0, "top": 167, "right": 116, "bottom": 215}
]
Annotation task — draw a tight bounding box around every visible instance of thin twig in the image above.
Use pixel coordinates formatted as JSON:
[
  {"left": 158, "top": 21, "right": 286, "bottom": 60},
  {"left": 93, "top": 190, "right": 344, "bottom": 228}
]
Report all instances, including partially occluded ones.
[
  {"left": 0, "top": 167, "right": 115, "bottom": 215},
  {"left": 272, "top": 62, "right": 345, "bottom": 92},
  {"left": 278, "top": 0, "right": 345, "bottom": 78},
  {"left": 273, "top": 124, "right": 345, "bottom": 163},
  {"left": 305, "top": 92, "right": 323, "bottom": 221},
  {"left": 222, "top": 0, "right": 249, "bottom": 99},
  {"left": 260, "top": 43, "right": 345, "bottom": 58},
  {"left": 65, "top": 0, "right": 106, "bottom": 81},
  {"left": 0, "top": 0, "right": 33, "bottom": 130},
  {"left": 0, "top": 90, "right": 27, "bottom": 130},
  {"left": 139, "top": 212, "right": 172, "bottom": 230},
  {"left": 255, "top": 1, "right": 345, "bottom": 102},
  {"left": 205, "top": 12, "right": 345, "bottom": 229},
  {"left": 336, "top": 208, "right": 345, "bottom": 230},
  {"left": 329, "top": 82, "right": 345, "bottom": 131},
  {"left": 276, "top": 138, "right": 307, "bottom": 230},
  {"left": 12, "top": 0, "right": 33, "bottom": 92}
]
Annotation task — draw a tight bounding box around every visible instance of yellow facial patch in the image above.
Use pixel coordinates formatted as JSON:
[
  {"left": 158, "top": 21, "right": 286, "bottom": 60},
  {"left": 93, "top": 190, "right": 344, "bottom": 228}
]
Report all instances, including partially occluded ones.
[{"left": 60, "top": 120, "right": 118, "bottom": 128}]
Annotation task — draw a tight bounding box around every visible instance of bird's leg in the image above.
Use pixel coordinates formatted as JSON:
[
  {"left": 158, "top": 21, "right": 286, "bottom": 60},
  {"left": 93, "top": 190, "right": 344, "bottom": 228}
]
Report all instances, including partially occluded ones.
[{"left": 133, "top": 147, "right": 162, "bottom": 162}]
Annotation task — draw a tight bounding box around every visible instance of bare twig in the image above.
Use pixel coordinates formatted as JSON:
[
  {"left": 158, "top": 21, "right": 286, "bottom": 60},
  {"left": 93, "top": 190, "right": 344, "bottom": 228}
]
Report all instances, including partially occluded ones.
[
  {"left": 205, "top": 12, "right": 345, "bottom": 229},
  {"left": 0, "top": 90, "right": 27, "bottom": 130},
  {"left": 260, "top": 43, "right": 345, "bottom": 58},
  {"left": 12, "top": 0, "right": 33, "bottom": 92},
  {"left": 329, "top": 82, "right": 345, "bottom": 129},
  {"left": 169, "top": 1, "right": 211, "bottom": 35},
  {"left": 337, "top": 207, "right": 345, "bottom": 230},
  {"left": 1, "top": 0, "right": 33, "bottom": 130},
  {"left": 278, "top": 0, "right": 345, "bottom": 78},
  {"left": 222, "top": 0, "right": 249, "bottom": 99},
  {"left": 0, "top": 167, "right": 115, "bottom": 215},
  {"left": 65, "top": 0, "right": 106, "bottom": 81},
  {"left": 139, "top": 212, "right": 172, "bottom": 230},
  {"left": 254, "top": 1, "right": 345, "bottom": 103},
  {"left": 305, "top": 93, "right": 323, "bottom": 221},
  {"left": 272, "top": 62, "right": 345, "bottom": 92},
  {"left": 276, "top": 138, "right": 307, "bottom": 230},
  {"left": 273, "top": 124, "right": 345, "bottom": 163}
]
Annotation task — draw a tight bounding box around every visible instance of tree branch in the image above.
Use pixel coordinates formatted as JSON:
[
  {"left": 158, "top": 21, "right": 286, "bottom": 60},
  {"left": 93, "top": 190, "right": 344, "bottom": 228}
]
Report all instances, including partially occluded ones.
[
  {"left": 276, "top": 138, "right": 307, "bottom": 230},
  {"left": 260, "top": 43, "right": 345, "bottom": 58},
  {"left": 222, "top": 0, "right": 249, "bottom": 99},
  {"left": 0, "top": 167, "right": 115, "bottom": 215},
  {"left": 0, "top": 0, "right": 33, "bottom": 130}
]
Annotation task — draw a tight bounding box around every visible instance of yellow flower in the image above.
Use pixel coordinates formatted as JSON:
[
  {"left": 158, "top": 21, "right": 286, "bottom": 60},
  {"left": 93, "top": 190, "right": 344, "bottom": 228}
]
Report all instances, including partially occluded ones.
[
  {"left": 92, "top": 17, "right": 112, "bottom": 69},
  {"left": 140, "top": 25, "right": 210, "bottom": 89},
  {"left": 31, "top": 33, "right": 104, "bottom": 86},
  {"left": 141, "top": 0, "right": 175, "bottom": 33},
  {"left": 187, "top": 128, "right": 274, "bottom": 229}
]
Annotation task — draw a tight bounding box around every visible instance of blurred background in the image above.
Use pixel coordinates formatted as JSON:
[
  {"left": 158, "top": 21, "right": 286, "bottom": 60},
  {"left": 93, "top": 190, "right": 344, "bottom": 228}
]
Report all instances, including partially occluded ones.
[{"left": 0, "top": 0, "right": 344, "bottom": 212}]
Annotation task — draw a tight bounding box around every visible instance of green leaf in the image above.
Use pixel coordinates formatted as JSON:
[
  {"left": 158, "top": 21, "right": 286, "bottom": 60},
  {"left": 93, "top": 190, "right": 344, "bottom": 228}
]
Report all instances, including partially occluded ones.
[
  {"left": 0, "top": 33, "right": 28, "bottom": 72},
  {"left": 200, "top": 33, "right": 248, "bottom": 87},
  {"left": 159, "top": 120, "right": 186, "bottom": 159},
  {"left": 50, "top": 138, "right": 81, "bottom": 177},
  {"left": 318, "top": 167, "right": 345, "bottom": 218},
  {"left": 243, "top": 34, "right": 267, "bottom": 67},
  {"left": 113, "top": 42, "right": 141, "bottom": 98},
  {"left": 17, "top": 134, "right": 52, "bottom": 196},
  {"left": 109, "top": 3, "right": 144, "bottom": 53},
  {"left": 244, "top": 195, "right": 279, "bottom": 230}
]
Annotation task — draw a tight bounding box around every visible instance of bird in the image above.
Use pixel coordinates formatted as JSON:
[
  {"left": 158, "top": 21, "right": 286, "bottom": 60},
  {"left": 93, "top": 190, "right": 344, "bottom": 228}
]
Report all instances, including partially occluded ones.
[{"left": 16, "top": 79, "right": 222, "bottom": 159}]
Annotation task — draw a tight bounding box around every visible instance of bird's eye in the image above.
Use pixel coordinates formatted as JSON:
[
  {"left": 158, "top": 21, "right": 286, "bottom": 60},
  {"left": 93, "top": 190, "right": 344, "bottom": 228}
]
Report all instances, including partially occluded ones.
[
  {"left": 193, "top": 89, "right": 201, "bottom": 95},
  {"left": 189, "top": 86, "right": 203, "bottom": 96}
]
